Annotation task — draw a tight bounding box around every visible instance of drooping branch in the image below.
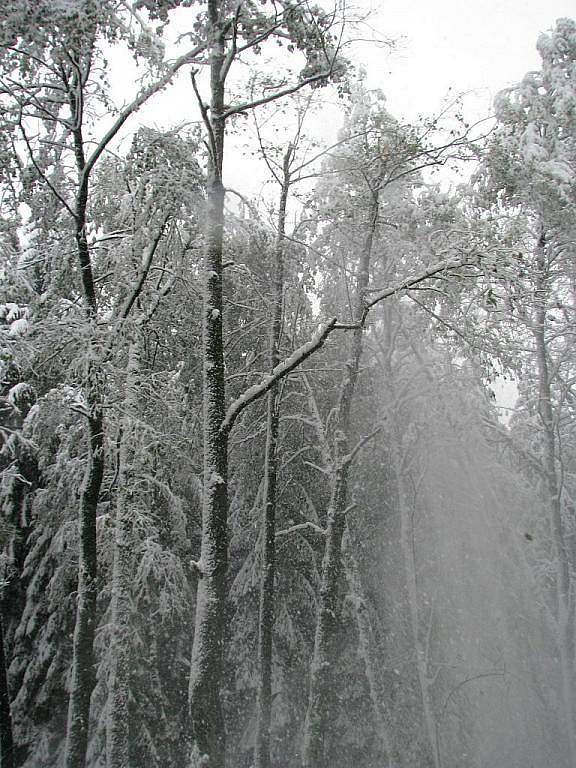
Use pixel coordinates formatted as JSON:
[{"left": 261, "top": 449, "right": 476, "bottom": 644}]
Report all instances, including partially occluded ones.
[
  {"left": 117, "top": 215, "right": 170, "bottom": 322},
  {"left": 17, "top": 118, "right": 76, "bottom": 218}
]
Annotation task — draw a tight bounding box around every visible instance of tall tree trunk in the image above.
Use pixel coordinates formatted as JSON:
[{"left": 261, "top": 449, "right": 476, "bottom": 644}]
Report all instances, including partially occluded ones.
[
  {"left": 302, "top": 192, "right": 379, "bottom": 768},
  {"left": 532, "top": 231, "right": 576, "bottom": 765},
  {"left": 106, "top": 338, "right": 141, "bottom": 768},
  {"left": 65, "top": 409, "right": 104, "bottom": 768},
  {"left": 254, "top": 147, "right": 292, "bottom": 768},
  {"left": 187, "top": 12, "right": 228, "bottom": 766},
  {"left": 0, "top": 608, "right": 15, "bottom": 768},
  {"left": 65, "top": 65, "right": 106, "bottom": 768},
  {"left": 186, "top": 8, "right": 342, "bottom": 764}
]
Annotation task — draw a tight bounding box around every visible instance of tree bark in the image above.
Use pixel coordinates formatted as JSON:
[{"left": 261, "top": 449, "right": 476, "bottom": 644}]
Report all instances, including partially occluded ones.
[
  {"left": 0, "top": 608, "right": 15, "bottom": 768},
  {"left": 187, "top": 11, "right": 228, "bottom": 766},
  {"left": 65, "top": 57, "right": 106, "bottom": 768},
  {"left": 65, "top": 409, "right": 104, "bottom": 768},
  {"left": 254, "top": 146, "right": 292, "bottom": 768},
  {"left": 302, "top": 192, "right": 379, "bottom": 768},
  {"left": 186, "top": 7, "right": 344, "bottom": 764}
]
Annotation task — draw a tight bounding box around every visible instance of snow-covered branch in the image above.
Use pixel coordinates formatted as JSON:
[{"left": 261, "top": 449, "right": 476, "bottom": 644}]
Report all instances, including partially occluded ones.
[
  {"left": 222, "top": 66, "right": 336, "bottom": 119},
  {"left": 276, "top": 521, "right": 326, "bottom": 538},
  {"left": 82, "top": 42, "right": 206, "bottom": 182},
  {"left": 118, "top": 216, "right": 170, "bottom": 322},
  {"left": 221, "top": 317, "right": 338, "bottom": 435},
  {"left": 341, "top": 425, "right": 382, "bottom": 468},
  {"left": 362, "top": 256, "right": 480, "bottom": 323}
]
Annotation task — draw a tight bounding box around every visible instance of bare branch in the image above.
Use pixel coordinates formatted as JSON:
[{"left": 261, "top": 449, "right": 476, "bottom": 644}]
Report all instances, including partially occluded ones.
[
  {"left": 220, "top": 1, "right": 242, "bottom": 82},
  {"left": 18, "top": 118, "right": 76, "bottom": 219},
  {"left": 342, "top": 424, "right": 382, "bottom": 468},
  {"left": 190, "top": 69, "right": 217, "bottom": 166},
  {"left": 438, "top": 670, "right": 506, "bottom": 725}
]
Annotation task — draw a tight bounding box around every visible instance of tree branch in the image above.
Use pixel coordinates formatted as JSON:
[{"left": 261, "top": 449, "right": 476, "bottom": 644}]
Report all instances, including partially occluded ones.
[
  {"left": 221, "top": 317, "right": 338, "bottom": 435},
  {"left": 342, "top": 425, "right": 382, "bottom": 468},
  {"left": 82, "top": 42, "right": 206, "bottom": 182},
  {"left": 18, "top": 117, "right": 76, "bottom": 219},
  {"left": 222, "top": 66, "right": 334, "bottom": 119},
  {"left": 117, "top": 215, "right": 170, "bottom": 322},
  {"left": 220, "top": 0, "right": 242, "bottom": 82},
  {"left": 361, "top": 256, "right": 480, "bottom": 323},
  {"left": 190, "top": 69, "right": 218, "bottom": 167},
  {"left": 276, "top": 521, "right": 326, "bottom": 538}
]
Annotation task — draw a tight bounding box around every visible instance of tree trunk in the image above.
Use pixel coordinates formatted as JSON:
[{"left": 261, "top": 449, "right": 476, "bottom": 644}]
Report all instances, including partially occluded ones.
[
  {"left": 65, "top": 71, "right": 106, "bottom": 768},
  {"left": 187, "top": 14, "right": 228, "bottom": 767},
  {"left": 186, "top": 7, "right": 343, "bottom": 763},
  {"left": 106, "top": 339, "right": 141, "bottom": 768},
  {"left": 254, "top": 147, "right": 291, "bottom": 768},
  {"left": 0, "top": 608, "right": 15, "bottom": 768},
  {"left": 65, "top": 408, "right": 104, "bottom": 768},
  {"left": 302, "top": 470, "right": 348, "bottom": 768},
  {"left": 302, "top": 192, "right": 379, "bottom": 768},
  {"left": 375, "top": 330, "right": 440, "bottom": 768}
]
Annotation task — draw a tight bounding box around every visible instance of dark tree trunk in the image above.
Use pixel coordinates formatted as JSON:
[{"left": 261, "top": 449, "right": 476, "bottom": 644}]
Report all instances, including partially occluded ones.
[
  {"left": 254, "top": 147, "right": 292, "bottom": 768},
  {"left": 186, "top": 7, "right": 342, "bottom": 764},
  {"left": 65, "top": 411, "right": 104, "bottom": 768},
  {"left": 106, "top": 339, "right": 141, "bottom": 768},
  {"left": 0, "top": 608, "right": 15, "bottom": 768},
  {"left": 65, "top": 62, "right": 106, "bottom": 768}
]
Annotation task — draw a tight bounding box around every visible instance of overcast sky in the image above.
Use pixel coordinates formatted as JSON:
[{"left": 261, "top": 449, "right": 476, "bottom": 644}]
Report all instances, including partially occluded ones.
[{"left": 368, "top": 0, "right": 576, "bottom": 122}]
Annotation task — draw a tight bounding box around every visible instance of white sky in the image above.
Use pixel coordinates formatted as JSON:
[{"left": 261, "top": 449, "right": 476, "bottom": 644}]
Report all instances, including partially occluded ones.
[{"left": 366, "top": 0, "right": 576, "bottom": 122}]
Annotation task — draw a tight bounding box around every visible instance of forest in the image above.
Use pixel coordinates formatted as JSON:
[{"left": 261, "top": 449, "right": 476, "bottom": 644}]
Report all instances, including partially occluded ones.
[{"left": 0, "top": 2, "right": 575, "bottom": 767}]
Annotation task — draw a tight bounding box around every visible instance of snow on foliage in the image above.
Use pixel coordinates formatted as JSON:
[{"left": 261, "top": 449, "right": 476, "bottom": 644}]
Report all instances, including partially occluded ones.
[{"left": 7, "top": 382, "right": 34, "bottom": 413}]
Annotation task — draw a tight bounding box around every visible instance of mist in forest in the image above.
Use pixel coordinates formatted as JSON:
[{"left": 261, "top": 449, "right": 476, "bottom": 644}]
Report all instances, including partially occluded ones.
[{"left": 357, "top": 347, "right": 568, "bottom": 768}]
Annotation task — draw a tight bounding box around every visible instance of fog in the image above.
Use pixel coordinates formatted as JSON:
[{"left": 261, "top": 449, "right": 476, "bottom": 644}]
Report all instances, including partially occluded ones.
[{"left": 353, "top": 328, "right": 569, "bottom": 768}]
